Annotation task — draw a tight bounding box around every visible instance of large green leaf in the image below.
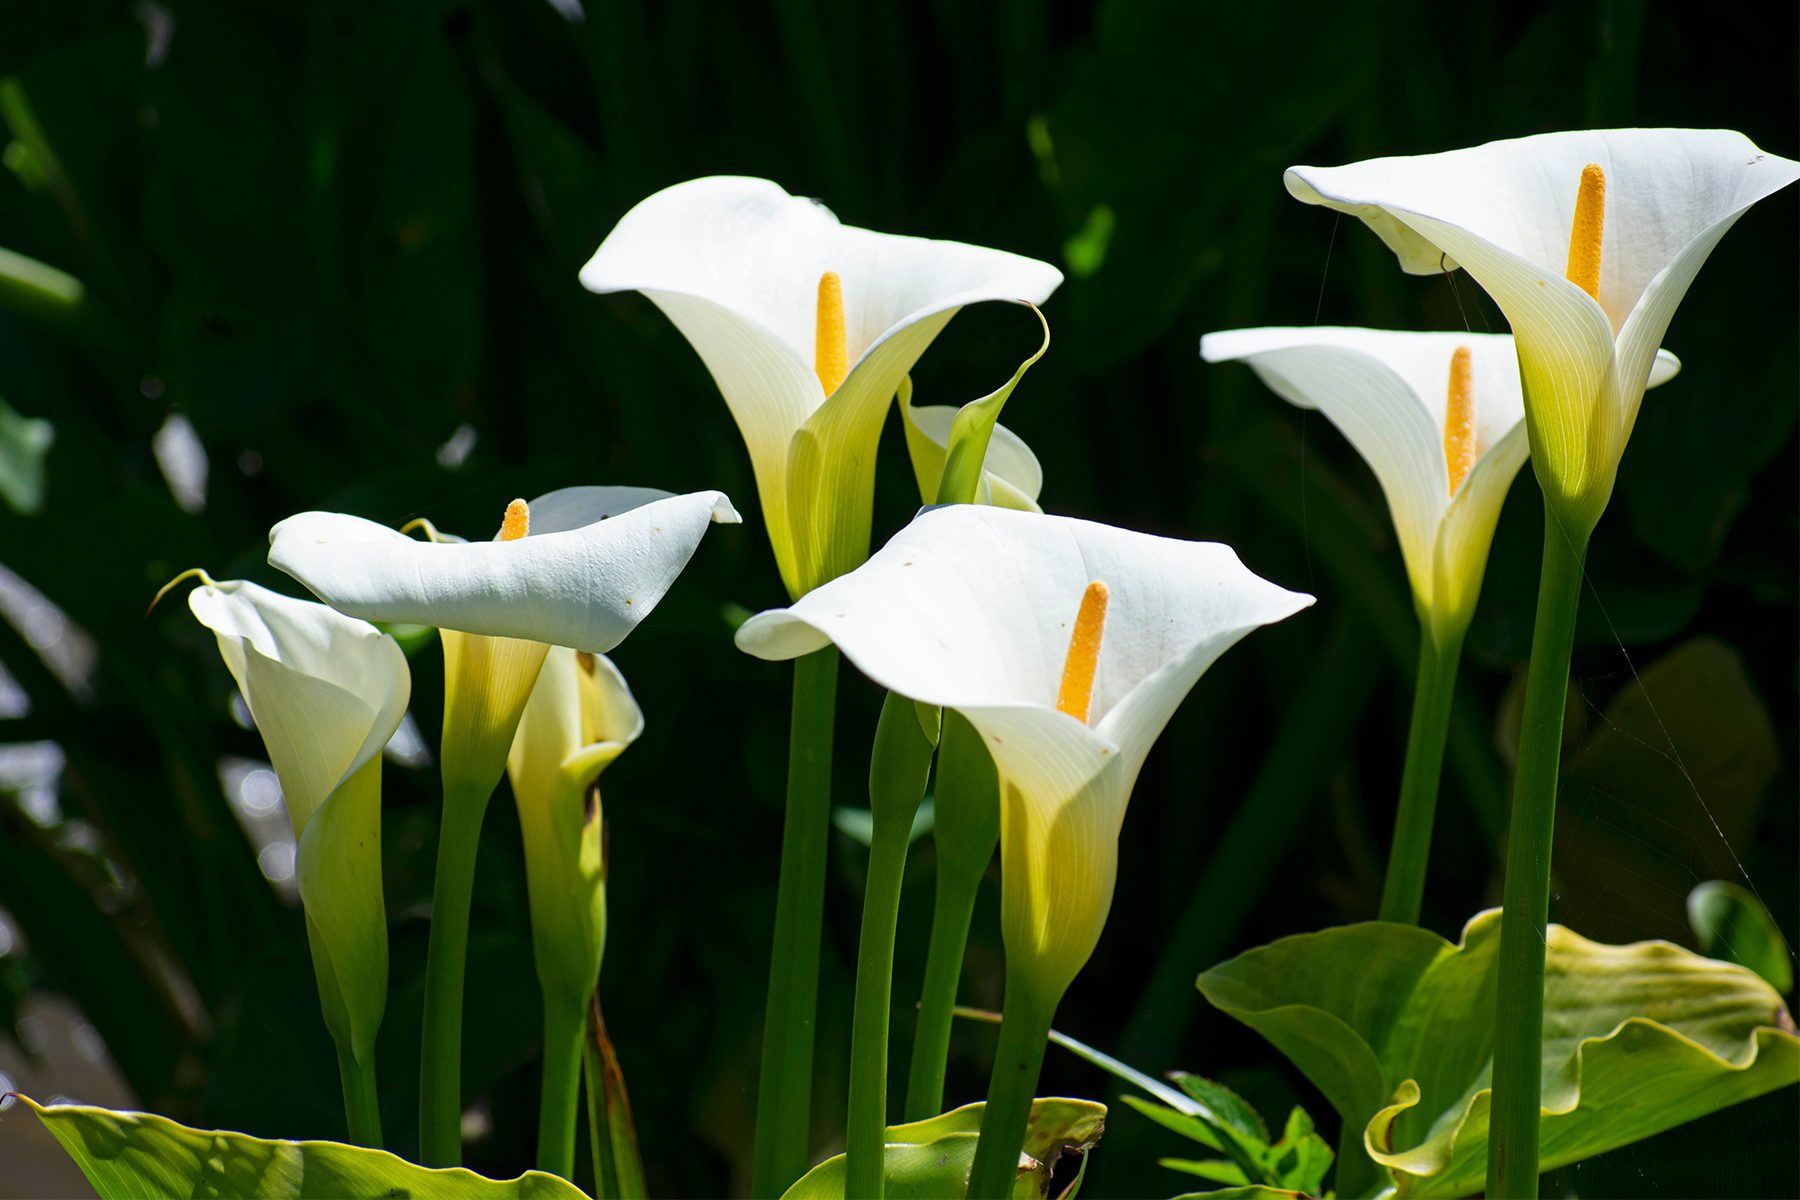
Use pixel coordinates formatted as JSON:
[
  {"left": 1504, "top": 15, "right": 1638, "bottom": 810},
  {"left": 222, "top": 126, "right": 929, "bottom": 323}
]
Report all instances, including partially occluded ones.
[
  {"left": 781, "top": 1098, "right": 1105, "bottom": 1199},
  {"left": 18, "top": 1097, "right": 587, "bottom": 1199},
  {"left": 1198, "top": 910, "right": 1799, "bottom": 1197}
]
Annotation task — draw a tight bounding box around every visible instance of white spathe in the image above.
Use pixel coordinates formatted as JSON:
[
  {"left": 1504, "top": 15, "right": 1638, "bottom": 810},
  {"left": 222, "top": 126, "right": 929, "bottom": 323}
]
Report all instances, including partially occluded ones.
[
  {"left": 508, "top": 646, "right": 643, "bottom": 1005},
  {"left": 188, "top": 579, "right": 409, "bottom": 834},
  {"left": 186, "top": 578, "right": 408, "bottom": 1063},
  {"left": 1285, "top": 129, "right": 1799, "bottom": 525},
  {"left": 1201, "top": 327, "right": 1678, "bottom": 637},
  {"left": 580, "top": 176, "right": 1062, "bottom": 595},
  {"left": 268, "top": 486, "right": 739, "bottom": 653},
  {"left": 737, "top": 505, "right": 1311, "bottom": 1000}
]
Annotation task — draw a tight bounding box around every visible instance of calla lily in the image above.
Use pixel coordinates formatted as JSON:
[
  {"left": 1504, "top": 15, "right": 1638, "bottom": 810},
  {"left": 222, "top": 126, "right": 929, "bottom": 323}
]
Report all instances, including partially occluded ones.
[
  {"left": 181, "top": 575, "right": 408, "bottom": 1145},
  {"left": 269, "top": 484, "right": 737, "bottom": 793},
  {"left": 737, "top": 504, "right": 1311, "bottom": 1005},
  {"left": 738, "top": 505, "right": 1308, "bottom": 1198},
  {"left": 508, "top": 646, "right": 643, "bottom": 1006},
  {"left": 899, "top": 378, "right": 1045, "bottom": 512},
  {"left": 1200, "top": 327, "right": 1680, "bottom": 640},
  {"left": 1285, "top": 129, "right": 1799, "bottom": 529},
  {"left": 508, "top": 646, "right": 643, "bottom": 1177},
  {"left": 270, "top": 484, "right": 735, "bottom": 1169},
  {"left": 580, "top": 176, "right": 1062, "bottom": 596}
]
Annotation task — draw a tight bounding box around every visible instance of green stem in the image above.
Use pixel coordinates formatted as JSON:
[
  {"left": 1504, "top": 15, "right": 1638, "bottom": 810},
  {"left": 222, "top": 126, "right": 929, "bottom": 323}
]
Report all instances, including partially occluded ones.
[
  {"left": 903, "top": 864, "right": 983, "bottom": 1121},
  {"left": 965, "top": 971, "right": 1055, "bottom": 1200},
  {"left": 537, "top": 995, "right": 586, "bottom": 1179},
  {"left": 1486, "top": 501, "right": 1588, "bottom": 1200},
  {"left": 335, "top": 1043, "right": 383, "bottom": 1149},
  {"left": 904, "top": 712, "right": 998, "bottom": 1122},
  {"left": 1378, "top": 623, "right": 1466, "bottom": 925},
  {"left": 846, "top": 695, "right": 937, "bottom": 1199},
  {"left": 752, "top": 646, "right": 841, "bottom": 1197},
  {"left": 419, "top": 786, "right": 488, "bottom": 1167}
]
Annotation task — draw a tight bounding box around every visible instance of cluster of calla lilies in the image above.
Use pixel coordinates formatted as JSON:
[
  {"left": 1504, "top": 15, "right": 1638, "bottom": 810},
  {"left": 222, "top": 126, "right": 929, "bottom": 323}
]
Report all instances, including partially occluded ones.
[{"left": 143, "top": 128, "right": 1796, "bottom": 1200}]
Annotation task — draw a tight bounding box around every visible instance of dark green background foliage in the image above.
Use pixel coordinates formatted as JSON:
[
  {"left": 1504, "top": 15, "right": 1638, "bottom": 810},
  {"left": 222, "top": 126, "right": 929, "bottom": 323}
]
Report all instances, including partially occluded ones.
[{"left": 0, "top": 2, "right": 1793, "bottom": 1196}]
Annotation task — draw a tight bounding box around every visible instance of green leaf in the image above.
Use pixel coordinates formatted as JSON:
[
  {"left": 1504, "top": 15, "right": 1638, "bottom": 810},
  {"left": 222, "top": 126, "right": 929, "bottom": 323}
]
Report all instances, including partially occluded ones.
[
  {"left": 1169, "top": 1188, "right": 1314, "bottom": 1200},
  {"left": 0, "top": 395, "right": 53, "bottom": 513},
  {"left": 1160, "top": 1156, "right": 1250, "bottom": 1183},
  {"left": 19, "top": 1096, "right": 587, "bottom": 1198},
  {"left": 1266, "top": 1107, "right": 1333, "bottom": 1194},
  {"left": 1199, "top": 909, "right": 1800, "bottom": 1198},
  {"left": 1688, "top": 880, "right": 1794, "bottom": 994},
  {"left": 1168, "top": 1073, "right": 1268, "bottom": 1146},
  {"left": 781, "top": 1098, "right": 1105, "bottom": 1199}
]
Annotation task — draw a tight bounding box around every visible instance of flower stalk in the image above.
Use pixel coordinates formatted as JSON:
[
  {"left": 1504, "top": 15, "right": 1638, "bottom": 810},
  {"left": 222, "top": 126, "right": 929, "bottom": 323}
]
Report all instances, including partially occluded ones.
[
  {"left": 1378, "top": 623, "right": 1465, "bottom": 925},
  {"left": 845, "top": 694, "right": 938, "bottom": 1199},
  {"left": 1487, "top": 501, "right": 1589, "bottom": 1199},
  {"left": 965, "top": 969, "right": 1056, "bottom": 1200},
  {"left": 751, "top": 646, "right": 840, "bottom": 1196},
  {"left": 903, "top": 712, "right": 999, "bottom": 1122}
]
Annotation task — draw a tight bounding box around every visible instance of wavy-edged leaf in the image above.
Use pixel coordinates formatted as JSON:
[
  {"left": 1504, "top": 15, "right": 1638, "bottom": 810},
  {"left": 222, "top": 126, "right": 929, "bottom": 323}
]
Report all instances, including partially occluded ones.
[
  {"left": 781, "top": 1098, "right": 1104, "bottom": 1199},
  {"left": 1199, "top": 909, "right": 1799, "bottom": 1197},
  {"left": 18, "top": 1097, "right": 587, "bottom": 1199}
]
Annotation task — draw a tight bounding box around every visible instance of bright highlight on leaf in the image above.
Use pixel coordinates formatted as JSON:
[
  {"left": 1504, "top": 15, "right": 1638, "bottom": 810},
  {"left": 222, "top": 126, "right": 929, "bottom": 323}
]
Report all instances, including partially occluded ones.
[
  {"left": 1443, "top": 345, "right": 1476, "bottom": 495},
  {"left": 815, "top": 270, "right": 848, "bottom": 394},
  {"left": 500, "top": 497, "right": 530, "bottom": 541},
  {"left": 1055, "top": 580, "right": 1110, "bottom": 723},
  {"left": 1565, "top": 162, "right": 1606, "bottom": 299}
]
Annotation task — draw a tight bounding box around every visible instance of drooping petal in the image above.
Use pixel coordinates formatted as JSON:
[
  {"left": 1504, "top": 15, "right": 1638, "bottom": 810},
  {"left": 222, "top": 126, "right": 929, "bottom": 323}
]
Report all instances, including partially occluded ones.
[
  {"left": 580, "top": 177, "right": 1061, "bottom": 594},
  {"left": 269, "top": 490, "right": 740, "bottom": 652},
  {"left": 188, "top": 580, "right": 410, "bottom": 833}
]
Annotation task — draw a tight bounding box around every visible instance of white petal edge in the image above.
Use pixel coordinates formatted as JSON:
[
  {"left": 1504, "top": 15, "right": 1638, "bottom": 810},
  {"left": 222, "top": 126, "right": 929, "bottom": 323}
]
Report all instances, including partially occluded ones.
[{"left": 270, "top": 490, "right": 739, "bottom": 653}]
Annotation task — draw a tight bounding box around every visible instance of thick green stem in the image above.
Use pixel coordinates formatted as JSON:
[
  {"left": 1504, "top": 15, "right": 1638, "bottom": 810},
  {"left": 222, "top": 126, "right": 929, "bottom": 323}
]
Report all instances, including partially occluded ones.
[
  {"left": 537, "top": 995, "right": 586, "bottom": 1179},
  {"left": 419, "top": 786, "right": 488, "bottom": 1167},
  {"left": 752, "top": 647, "right": 841, "bottom": 1197},
  {"left": 903, "top": 864, "right": 983, "bottom": 1121},
  {"left": 335, "top": 1043, "right": 383, "bottom": 1149},
  {"left": 1378, "top": 624, "right": 1466, "bottom": 925},
  {"left": 1486, "top": 503, "right": 1588, "bottom": 1200},
  {"left": 846, "top": 695, "right": 937, "bottom": 1199},
  {"left": 904, "top": 712, "right": 999, "bottom": 1122},
  {"left": 966, "top": 971, "right": 1055, "bottom": 1200}
]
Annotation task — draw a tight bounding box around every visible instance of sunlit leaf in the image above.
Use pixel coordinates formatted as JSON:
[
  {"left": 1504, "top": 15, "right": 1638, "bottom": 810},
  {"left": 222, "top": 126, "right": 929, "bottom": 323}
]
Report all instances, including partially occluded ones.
[
  {"left": 780, "top": 1098, "right": 1105, "bottom": 1199},
  {"left": 19, "top": 1097, "right": 587, "bottom": 1199},
  {"left": 1199, "top": 909, "right": 1800, "bottom": 1197}
]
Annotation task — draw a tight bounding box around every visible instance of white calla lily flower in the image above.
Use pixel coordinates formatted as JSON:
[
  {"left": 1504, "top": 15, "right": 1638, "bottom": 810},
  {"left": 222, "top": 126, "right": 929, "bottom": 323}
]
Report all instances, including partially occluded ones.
[
  {"left": 581, "top": 177, "right": 1062, "bottom": 596},
  {"left": 185, "top": 577, "right": 408, "bottom": 1072},
  {"left": 508, "top": 646, "right": 643, "bottom": 1006},
  {"left": 899, "top": 380, "right": 1045, "bottom": 512},
  {"left": 736, "top": 505, "right": 1311, "bottom": 1001},
  {"left": 269, "top": 484, "right": 734, "bottom": 1164},
  {"left": 1201, "top": 327, "right": 1679, "bottom": 639},
  {"left": 269, "top": 486, "right": 739, "bottom": 652},
  {"left": 1285, "top": 129, "right": 1799, "bottom": 529}
]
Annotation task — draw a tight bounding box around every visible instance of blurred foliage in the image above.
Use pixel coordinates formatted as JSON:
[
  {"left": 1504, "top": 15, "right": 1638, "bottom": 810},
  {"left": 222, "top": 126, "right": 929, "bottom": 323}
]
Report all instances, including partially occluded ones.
[{"left": 0, "top": 1, "right": 1793, "bottom": 1197}]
